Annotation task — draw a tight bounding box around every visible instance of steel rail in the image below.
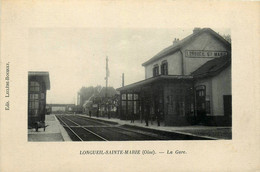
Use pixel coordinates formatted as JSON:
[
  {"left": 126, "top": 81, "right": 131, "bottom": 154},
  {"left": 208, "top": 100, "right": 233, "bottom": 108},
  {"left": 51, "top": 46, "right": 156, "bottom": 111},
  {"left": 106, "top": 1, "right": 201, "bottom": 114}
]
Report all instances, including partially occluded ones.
[
  {"left": 72, "top": 115, "right": 115, "bottom": 127},
  {"left": 56, "top": 116, "right": 84, "bottom": 141},
  {"left": 62, "top": 116, "right": 108, "bottom": 141},
  {"left": 64, "top": 125, "right": 121, "bottom": 128},
  {"left": 113, "top": 125, "right": 169, "bottom": 140},
  {"left": 73, "top": 115, "right": 167, "bottom": 140}
]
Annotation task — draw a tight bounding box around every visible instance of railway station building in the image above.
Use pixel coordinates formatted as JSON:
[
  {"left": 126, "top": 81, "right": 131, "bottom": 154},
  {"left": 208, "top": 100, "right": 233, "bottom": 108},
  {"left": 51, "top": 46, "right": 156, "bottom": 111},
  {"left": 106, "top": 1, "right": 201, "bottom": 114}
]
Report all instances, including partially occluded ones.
[
  {"left": 28, "top": 71, "right": 50, "bottom": 128},
  {"left": 117, "top": 28, "right": 231, "bottom": 126}
]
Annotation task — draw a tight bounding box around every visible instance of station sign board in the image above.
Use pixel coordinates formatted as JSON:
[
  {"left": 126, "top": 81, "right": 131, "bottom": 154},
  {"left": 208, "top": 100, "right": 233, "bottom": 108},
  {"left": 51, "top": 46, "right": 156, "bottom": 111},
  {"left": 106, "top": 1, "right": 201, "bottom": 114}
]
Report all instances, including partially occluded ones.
[{"left": 185, "top": 50, "right": 228, "bottom": 58}]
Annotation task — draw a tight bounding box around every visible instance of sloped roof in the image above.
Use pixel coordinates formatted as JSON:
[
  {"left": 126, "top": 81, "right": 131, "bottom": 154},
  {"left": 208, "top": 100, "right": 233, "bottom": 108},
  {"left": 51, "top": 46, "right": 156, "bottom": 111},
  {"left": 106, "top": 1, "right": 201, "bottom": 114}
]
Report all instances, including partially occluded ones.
[
  {"left": 191, "top": 54, "right": 231, "bottom": 78},
  {"left": 142, "top": 28, "right": 231, "bottom": 66},
  {"left": 117, "top": 56, "right": 231, "bottom": 92},
  {"left": 98, "top": 87, "right": 119, "bottom": 97}
]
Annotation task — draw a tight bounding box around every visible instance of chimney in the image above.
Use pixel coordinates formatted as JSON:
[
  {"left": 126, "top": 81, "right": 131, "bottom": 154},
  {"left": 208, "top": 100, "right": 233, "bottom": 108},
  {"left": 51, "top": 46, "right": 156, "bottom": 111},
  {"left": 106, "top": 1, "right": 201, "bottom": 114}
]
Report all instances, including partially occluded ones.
[
  {"left": 173, "top": 38, "right": 179, "bottom": 44},
  {"left": 193, "top": 27, "right": 201, "bottom": 34}
]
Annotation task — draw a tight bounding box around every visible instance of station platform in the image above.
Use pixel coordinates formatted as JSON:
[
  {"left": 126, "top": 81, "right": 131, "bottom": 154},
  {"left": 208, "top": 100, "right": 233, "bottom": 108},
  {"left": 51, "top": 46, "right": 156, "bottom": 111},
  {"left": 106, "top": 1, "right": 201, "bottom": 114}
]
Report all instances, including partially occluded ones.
[
  {"left": 28, "top": 115, "right": 71, "bottom": 142},
  {"left": 78, "top": 114, "right": 231, "bottom": 140}
]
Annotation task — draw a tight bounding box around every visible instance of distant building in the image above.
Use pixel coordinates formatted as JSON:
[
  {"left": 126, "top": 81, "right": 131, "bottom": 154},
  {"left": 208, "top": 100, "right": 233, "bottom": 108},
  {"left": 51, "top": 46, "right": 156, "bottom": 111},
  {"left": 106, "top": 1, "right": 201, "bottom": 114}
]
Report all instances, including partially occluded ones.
[
  {"left": 47, "top": 104, "right": 75, "bottom": 113},
  {"left": 117, "top": 28, "right": 231, "bottom": 126},
  {"left": 82, "top": 87, "right": 119, "bottom": 117},
  {"left": 28, "top": 71, "right": 50, "bottom": 127}
]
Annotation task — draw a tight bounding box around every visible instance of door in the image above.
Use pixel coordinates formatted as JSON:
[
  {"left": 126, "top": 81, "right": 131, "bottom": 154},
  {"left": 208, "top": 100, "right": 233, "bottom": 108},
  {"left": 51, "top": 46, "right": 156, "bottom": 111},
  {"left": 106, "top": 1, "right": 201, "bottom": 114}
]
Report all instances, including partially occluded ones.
[
  {"left": 223, "top": 95, "right": 232, "bottom": 116},
  {"left": 196, "top": 87, "right": 206, "bottom": 122}
]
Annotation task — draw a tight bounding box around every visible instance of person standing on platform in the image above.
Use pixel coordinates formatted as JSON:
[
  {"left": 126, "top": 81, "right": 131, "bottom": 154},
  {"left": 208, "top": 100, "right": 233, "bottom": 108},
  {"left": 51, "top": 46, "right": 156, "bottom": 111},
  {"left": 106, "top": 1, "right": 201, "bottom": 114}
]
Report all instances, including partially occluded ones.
[
  {"left": 156, "top": 109, "right": 161, "bottom": 126},
  {"left": 89, "top": 110, "right": 92, "bottom": 118},
  {"left": 131, "top": 113, "right": 134, "bottom": 123},
  {"left": 145, "top": 105, "right": 150, "bottom": 126}
]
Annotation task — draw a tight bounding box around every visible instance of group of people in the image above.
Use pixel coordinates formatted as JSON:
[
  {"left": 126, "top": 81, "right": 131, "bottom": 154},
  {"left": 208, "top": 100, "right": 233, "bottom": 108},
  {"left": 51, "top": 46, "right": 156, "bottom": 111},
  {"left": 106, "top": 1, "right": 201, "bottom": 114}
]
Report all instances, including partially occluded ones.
[
  {"left": 130, "top": 105, "right": 162, "bottom": 127},
  {"left": 88, "top": 105, "right": 163, "bottom": 127}
]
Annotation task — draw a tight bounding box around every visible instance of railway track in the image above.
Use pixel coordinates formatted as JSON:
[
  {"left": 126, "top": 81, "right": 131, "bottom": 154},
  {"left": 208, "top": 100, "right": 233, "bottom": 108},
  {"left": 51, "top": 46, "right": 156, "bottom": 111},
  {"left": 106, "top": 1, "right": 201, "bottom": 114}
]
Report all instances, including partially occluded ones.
[
  {"left": 56, "top": 114, "right": 170, "bottom": 141},
  {"left": 56, "top": 115, "right": 108, "bottom": 141},
  {"left": 56, "top": 114, "right": 211, "bottom": 141},
  {"left": 72, "top": 115, "right": 171, "bottom": 140}
]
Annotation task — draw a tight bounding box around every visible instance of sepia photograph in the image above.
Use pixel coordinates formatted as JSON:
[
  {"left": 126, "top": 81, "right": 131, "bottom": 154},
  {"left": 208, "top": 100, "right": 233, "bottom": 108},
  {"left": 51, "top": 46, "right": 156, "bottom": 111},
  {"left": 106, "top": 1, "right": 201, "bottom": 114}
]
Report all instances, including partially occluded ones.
[
  {"left": 1, "top": 1, "right": 259, "bottom": 172},
  {"left": 27, "top": 27, "right": 232, "bottom": 141}
]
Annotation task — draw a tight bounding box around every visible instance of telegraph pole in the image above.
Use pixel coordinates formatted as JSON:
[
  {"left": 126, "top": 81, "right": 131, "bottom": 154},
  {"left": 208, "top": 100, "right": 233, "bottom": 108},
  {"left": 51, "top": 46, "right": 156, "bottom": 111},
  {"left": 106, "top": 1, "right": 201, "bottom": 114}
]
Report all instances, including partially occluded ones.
[
  {"left": 105, "top": 56, "right": 108, "bottom": 98},
  {"left": 122, "top": 73, "right": 124, "bottom": 87},
  {"left": 105, "top": 56, "right": 109, "bottom": 118}
]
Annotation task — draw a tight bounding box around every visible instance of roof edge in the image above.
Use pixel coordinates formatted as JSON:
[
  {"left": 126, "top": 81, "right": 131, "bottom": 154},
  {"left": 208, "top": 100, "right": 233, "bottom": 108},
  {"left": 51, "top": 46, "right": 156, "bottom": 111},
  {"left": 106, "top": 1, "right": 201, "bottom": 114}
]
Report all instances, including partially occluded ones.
[
  {"left": 192, "top": 58, "right": 231, "bottom": 79},
  {"left": 117, "top": 75, "right": 193, "bottom": 91},
  {"left": 142, "top": 28, "right": 231, "bottom": 67}
]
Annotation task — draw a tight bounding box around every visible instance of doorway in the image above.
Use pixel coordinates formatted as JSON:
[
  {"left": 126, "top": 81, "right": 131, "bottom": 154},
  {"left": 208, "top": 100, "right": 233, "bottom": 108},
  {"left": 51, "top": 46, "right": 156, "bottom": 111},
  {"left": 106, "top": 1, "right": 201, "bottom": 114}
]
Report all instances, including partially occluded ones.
[
  {"left": 195, "top": 86, "right": 206, "bottom": 123},
  {"left": 223, "top": 95, "right": 232, "bottom": 116}
]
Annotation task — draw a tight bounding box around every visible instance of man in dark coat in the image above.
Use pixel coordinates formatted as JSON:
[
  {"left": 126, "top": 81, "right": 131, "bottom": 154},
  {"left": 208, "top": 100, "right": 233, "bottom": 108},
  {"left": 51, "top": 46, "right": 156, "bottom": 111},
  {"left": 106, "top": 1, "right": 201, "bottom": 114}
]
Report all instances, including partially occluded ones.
[
  {"left": 145, "top": 105, "right": 150, "bottom": 126},
  {"left": 156, "top": 109, "right": 161, "bottom": 126}
]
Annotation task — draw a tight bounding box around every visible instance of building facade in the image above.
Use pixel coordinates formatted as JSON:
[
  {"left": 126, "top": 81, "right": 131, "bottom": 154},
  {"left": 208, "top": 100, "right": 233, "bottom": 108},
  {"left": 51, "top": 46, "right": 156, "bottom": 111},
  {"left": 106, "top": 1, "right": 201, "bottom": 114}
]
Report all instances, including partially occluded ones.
[
  {"left": 192, "top": 56, "right": 231, "bottom": 125},
  {"left": 117, "top": 28, "right": 231, "bottom": 126},
  {"left": 47, "top": 104, "right": 75, "bottom": 113}
]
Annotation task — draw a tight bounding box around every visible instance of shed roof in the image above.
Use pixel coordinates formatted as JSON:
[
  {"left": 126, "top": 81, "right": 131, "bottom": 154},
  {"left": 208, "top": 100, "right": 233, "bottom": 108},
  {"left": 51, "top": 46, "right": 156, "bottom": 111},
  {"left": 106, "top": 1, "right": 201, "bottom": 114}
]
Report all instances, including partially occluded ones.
[
  {"left": 28, "top": 71, "right": 50, "bottom": 90},
  {"left": 142, "top": 28, "right": 231, "bottom": 66},
  {"left": 191, "top": 54, "right": 231, "bottom": 78}
]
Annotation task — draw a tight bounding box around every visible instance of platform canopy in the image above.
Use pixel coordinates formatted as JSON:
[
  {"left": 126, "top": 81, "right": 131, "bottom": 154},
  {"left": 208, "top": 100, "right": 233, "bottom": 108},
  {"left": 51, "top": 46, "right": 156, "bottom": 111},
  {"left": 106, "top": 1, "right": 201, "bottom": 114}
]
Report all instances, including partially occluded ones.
[{"left": 117, "top": 75, "right": 193, "bottom": 92}]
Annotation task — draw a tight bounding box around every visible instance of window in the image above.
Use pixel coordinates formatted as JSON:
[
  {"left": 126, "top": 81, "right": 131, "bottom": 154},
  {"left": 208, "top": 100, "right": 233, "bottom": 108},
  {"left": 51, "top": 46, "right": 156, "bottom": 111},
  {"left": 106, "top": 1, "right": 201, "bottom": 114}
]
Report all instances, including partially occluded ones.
[
  {"left": 161, "top": 61, "right": 168, "bottom": 75},
  {"left": 153, "top": 64, "right": 159, "bottom": 77},
  {"left": 178, "top": 102, "right": 185, "bottom": 116},
  {"left": 127, "top": 94, "right": 133, "bottom": 100},
  {"left": 30, "top": 81, "right": 40, "bottom": 92},
  {"left": 41, "top": 93, "right": 45, "bottom": 99},
  {"left": 128, "top": 101, "right": 133, "bottom": 114},
  {"left": 134, "top": 101, "right": 137, "bottom": 114},
  {"left": 29, "top": 93, "right": 39, "bottom": 116},
  {"left": 133, "top": 94, "right": 138, "bottom": 100},
  {"left": 198, "top": 90, "right": 205, "bottom": 97},
  {"left": 28, "top": 81, "right": 44, "bottom": 117},
  {"left": 121, "top": 93, "right": 140, "bottom": 120},
  {"left": 121, "top": 94, "right": 126, "bottom": 100}
]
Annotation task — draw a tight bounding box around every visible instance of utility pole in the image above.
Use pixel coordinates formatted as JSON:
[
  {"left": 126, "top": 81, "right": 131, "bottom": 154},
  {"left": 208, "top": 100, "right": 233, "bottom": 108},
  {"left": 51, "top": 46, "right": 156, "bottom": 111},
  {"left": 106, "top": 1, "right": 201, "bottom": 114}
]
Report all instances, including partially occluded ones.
[
  {"left": 105, "top": 56, "right": 110, "bottom": 119},
  {"left": 122, "top": 73, "right": 124, "bottom": 87}
]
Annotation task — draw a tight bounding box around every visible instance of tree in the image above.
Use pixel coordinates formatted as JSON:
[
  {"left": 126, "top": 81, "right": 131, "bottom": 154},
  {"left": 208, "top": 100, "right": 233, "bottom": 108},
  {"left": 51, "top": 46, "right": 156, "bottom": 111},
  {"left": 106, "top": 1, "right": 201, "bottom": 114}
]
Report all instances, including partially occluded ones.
[
  {"left": 78, "top": 85, "right": 102, "bottom": 106},
  {"left": 222, "top": 34, "right": 231, "bottom": 44}
]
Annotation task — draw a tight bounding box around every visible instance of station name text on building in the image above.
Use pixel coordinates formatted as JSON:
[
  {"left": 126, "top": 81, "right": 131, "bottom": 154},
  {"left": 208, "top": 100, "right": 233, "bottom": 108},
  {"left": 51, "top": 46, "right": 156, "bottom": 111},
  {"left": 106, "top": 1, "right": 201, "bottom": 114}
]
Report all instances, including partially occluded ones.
[{"left": 185, "top": 50, "right": 228, "bottom": 58}]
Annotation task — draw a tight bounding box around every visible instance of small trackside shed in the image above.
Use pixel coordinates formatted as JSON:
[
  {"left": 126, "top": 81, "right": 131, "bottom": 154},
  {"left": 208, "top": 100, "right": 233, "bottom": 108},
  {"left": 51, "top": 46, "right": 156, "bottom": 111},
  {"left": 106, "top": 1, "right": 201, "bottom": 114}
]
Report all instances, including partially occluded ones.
[{"left": 28, "top": 71, "right": 50, "bottom": 128}]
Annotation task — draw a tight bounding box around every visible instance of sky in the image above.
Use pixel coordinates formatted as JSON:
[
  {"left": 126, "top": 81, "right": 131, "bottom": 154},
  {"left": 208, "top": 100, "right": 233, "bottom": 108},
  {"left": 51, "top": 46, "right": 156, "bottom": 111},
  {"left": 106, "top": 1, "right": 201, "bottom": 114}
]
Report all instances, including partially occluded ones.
[{"left": 28, "top": 28, "right": 230, "bottom": 104}]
